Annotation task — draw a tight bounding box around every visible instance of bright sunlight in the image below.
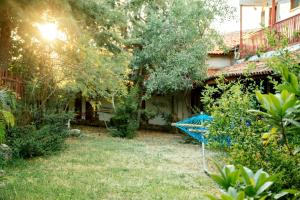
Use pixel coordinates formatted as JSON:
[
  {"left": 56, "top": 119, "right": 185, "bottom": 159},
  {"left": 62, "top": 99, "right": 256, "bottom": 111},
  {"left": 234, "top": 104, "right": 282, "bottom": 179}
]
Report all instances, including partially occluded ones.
[{"left": 36, "top": 23, "right": 67, "bottom": 42}]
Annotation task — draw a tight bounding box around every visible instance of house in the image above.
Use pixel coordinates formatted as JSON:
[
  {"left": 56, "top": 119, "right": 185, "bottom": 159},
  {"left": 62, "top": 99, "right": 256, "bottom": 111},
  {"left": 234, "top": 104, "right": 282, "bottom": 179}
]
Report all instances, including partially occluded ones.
[
  {"left": 240, "top": 0, "right": 300, "bottom": 57},
  {"left": 74, "top": 0, "right": 300, "bottom": 128},
  {"left": 205, "top": 0, "right": 300, "bottom": 86}
]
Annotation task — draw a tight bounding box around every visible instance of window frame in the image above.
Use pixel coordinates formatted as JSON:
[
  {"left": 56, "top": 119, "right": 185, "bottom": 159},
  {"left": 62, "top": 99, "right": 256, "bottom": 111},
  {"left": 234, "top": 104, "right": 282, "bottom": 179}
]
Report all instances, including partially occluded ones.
[{"left": 291, "top": 0, "right": 300, "bottom": 10}]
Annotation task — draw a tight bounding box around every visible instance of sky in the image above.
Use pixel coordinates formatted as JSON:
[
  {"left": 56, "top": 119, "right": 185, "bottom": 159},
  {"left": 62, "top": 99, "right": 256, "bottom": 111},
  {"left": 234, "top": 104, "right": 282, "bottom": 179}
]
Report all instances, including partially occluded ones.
[{"left": 214, "top": 0, "right": 240, "bottom": 33}]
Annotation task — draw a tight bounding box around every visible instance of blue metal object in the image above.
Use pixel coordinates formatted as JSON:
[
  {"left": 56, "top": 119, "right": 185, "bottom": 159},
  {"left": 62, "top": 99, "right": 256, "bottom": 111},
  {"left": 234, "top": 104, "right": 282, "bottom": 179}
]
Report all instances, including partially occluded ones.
[
  {"left": 172, "top": 113, "right": 213, "bottom": 172},
  {"left": 173, "top": 113, "right": 213, "bottom": 144}
]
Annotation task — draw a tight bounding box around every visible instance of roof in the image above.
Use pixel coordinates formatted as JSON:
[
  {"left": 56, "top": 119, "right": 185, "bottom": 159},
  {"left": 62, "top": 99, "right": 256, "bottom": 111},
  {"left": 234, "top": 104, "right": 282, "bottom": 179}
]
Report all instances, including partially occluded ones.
[
  {"left": 209, "top": 32, "right": 240, "bottom": 55},
  {"left": 206, "top": 61, "right": 273, "bottom": 80}
]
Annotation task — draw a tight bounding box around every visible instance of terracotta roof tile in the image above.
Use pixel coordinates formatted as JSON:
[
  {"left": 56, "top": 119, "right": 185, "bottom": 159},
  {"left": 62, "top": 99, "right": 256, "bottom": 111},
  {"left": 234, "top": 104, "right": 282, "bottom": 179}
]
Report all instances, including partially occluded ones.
[
  {"left": 207, "top": 68, "right": 221, "bottom": 76},
  {"left": 206, "top": 61, "right": 273, "bottom": 80}
]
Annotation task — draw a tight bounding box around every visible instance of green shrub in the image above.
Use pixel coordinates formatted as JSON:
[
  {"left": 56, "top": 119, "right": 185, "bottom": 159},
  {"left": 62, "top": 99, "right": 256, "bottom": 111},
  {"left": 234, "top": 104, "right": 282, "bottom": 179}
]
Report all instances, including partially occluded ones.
[
  {"left": 201, "top": 78, "right": 266, "bottom": 147},
  {"left": 109, "top": 88, "right": 139, "bottom": 139},
  {"left": 0, "top": 144, "right": 12, "bottom": 167},
  {"left": 6, "top": 112, "right": 73, "bottom": 158},
  {"left": 7, "top": 124, "right": 68, "bottom": 158},
  {"left": 0, "top": 89, "right": 16, "bottom": 143},
  {"left": 201, "top": 77, "right": 300, "bottom": 191},
  {"left": 0, "top": 170, "right": 5, "bottom": 188},
  {"left": 41, "top": 112, "right": 74, "bottom": 129},
  {"left": 207, "top": 163, "right": 300, "bottom": 200}
]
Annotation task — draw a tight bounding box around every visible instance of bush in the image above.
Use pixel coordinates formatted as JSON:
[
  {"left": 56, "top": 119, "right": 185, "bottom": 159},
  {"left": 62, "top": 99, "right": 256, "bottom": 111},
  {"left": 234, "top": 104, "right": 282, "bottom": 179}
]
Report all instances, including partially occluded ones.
[
  {"left": 7, "top": 124, "right": 67, "bottom": 158},
  {"left": 109, "top": 88, "right": 139, "bottom": 139},
  {"left": 0, "top": 144, "right": 12, "bottom": 167},
  {"left": 6, "top": 112, "right": 73, "bottom": 158},
  {"left": 201, "top": 78, "right": 266, "bottom": 148},
  {"left": 201, "top": 77, "right": 300, "bottom": 191},
  {"left": 208, "top": 163, "right": 300, "bottom": 200},
  {"left": 0, "top": 170, "right": 5, "bottom": 188}
]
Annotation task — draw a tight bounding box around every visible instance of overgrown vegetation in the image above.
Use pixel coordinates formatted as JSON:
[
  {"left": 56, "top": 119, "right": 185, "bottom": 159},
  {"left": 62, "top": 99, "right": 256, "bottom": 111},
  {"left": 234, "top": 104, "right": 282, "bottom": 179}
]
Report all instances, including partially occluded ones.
[
  {"left": 202, "top": 48, "right": 300, "bottom": 191},
  {"left": 1, "top": 0, "right": 299, "bottom": 198},
  {"left": 109, "top": 88, "right": 139, "bottom": 139},
  {"left": 0, "top": 90, "right": 16, "bottom": 143},
  {"left": 208, "top": 164, "right": 300, "bottom": 200},
  {"left": 6, "top": 112, "right": 73, "bottom": 158}
]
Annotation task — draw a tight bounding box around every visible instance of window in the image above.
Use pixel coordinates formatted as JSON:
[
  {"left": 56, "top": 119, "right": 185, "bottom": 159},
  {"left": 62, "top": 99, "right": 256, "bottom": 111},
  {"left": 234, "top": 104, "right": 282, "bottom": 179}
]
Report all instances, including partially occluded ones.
[{"left": 291, "top": 0, "right": 300, "bottom": 9}]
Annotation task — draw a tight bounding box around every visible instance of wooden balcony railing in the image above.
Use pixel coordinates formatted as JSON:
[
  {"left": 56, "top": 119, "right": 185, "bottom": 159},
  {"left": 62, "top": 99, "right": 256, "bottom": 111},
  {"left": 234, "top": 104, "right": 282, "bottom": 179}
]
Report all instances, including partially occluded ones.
[
  {"left": 241, "top": 13, "right": 300, "bottom": 58},
  {"left": 0, "top": 69, "right": 24, "bottom": 98}
]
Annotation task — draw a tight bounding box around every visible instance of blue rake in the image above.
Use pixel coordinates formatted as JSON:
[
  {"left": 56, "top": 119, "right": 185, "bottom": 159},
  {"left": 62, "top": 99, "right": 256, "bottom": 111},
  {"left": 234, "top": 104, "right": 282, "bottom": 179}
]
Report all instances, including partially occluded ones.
[{"left": 172, "top": 113, "right": 213, "bottom": 172}]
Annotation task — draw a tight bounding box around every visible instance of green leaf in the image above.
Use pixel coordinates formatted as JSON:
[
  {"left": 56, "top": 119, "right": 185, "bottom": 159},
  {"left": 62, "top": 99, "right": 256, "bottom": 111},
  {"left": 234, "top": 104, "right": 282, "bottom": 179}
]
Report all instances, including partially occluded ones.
[
  {"left": 205, "top": 194, "right": 219, "bottom": 200},
  {"left": 269, "top": 93, "right": 281, "bottom": 113},
  {"left": 256, "top": 181, "right": 273, "bottom": 196}
]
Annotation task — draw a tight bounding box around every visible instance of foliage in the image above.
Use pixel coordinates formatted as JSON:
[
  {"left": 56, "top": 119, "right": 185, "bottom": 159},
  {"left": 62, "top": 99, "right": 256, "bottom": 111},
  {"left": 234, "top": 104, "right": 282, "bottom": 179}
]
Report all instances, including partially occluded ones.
[
  {"left": 0, "top": 169, "right": 5, "bottom": 188},
  {"left": 0, "top": 144, "right": 12, "bottom": 168},
  {"left": 201, "top": 76, "right": 300, "bottom": 190},
  {"left": 252, "top": 53, "right": 300, "bottom": 189},
  {"left": 6, "top": 112, "right": 72, "bottom": 158},
  {"left": 201, "top": 78, "right": 266, "bottom": 147},
  {"left": 37, "top": 111, "right": 74, "bottom": 129},
  {"left": 2, "top": 0, "right": 131, "bottom": 113},
  {"left": 272, "top": 62, "right": 300, "bottom": 97},
  {"left": 0, "top": 89, "right": 16, "bottom": 143},
  {"left": 207, "top": 164, "right": 300, "bottom": 200},
  {"left": 7, "top": 125, "right": 66, "bottom": 158},
  {"left": 130, "top": 0, "right": 233, "bottom": 96},
  {"left": 109, "top": 88, "right": 139, "bottom": 139},
  {"left": 251, "top": 90, "right": 300, "bottom": 155}
]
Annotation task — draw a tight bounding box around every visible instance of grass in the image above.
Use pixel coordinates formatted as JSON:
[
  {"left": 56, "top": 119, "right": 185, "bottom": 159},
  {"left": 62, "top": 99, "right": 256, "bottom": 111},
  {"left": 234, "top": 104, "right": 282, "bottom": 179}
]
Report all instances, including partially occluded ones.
[{"left": 0, "top": 127, "right": 220, "bottom": 200}]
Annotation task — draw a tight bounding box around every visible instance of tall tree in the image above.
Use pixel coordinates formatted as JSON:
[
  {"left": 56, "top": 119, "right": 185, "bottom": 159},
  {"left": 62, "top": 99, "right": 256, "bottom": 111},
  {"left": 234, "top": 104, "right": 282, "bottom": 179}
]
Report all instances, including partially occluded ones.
[
  {"left": 126, "top": 0, "right": 233, "bottom": 121},
  {"left": 0, "top": 1, "right": 13, "bottom": 69},
  {"left": 1, "top": 0, "right": 131, "bottom": 110}
]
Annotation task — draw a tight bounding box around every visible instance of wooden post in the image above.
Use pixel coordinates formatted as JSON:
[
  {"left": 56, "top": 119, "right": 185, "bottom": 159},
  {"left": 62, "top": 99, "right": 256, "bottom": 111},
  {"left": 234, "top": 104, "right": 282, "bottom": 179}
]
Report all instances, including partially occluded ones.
[
  {"left": 81, "top": 98, "right": 86, "bottom": 120},
  {"left": 240, "top": 5, "right": 243, "bottom": 57},
  {"left": 271, "top": 0, "right": 276, "bottom": 27}
]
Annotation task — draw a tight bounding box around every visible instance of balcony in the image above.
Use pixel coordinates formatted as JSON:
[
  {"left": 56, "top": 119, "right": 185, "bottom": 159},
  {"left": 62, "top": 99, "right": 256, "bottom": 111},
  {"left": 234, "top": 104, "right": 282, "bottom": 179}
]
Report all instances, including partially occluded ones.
[{"left": 240, "top": 13, "right": 300, "bottom": 58}]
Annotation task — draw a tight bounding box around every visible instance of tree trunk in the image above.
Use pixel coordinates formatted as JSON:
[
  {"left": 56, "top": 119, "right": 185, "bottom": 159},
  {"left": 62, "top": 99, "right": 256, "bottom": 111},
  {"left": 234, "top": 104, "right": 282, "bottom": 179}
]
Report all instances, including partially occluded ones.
[
  {"left": 0, "top": 6, "right": 11, "bottom": 69},
  {"left": 136, "top": 66, "right": 145, "bottom": 128}
]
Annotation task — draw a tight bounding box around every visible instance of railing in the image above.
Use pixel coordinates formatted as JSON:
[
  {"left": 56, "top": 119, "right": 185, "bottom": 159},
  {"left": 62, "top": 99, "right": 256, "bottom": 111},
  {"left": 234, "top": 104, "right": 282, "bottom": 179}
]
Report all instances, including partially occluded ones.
[
  {"left": 241, "top": 13, "right": 300, "bottom": 58},
  {"left": 0, "top": 69, "right": 24, "bottom": 98}
]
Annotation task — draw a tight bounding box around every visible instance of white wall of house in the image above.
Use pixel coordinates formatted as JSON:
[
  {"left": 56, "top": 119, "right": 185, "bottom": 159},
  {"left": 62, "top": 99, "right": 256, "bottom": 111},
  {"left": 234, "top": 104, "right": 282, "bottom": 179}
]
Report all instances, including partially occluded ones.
[
  {"left": 73, "top": 92, "right": 192, "bottom": 126},
  {"left": 241, "top": 0, "right": 300, "bottom": 31},
  {"left": 241, "top": 6, "right": 270, "bottom": 30},
  {"left": 146, "top": 92, "right": 192, "bottom": 125},
  {"left": 207, "top": 55, "right": 233, "bottom": 69},
  {"left": 173, "top": 91, "right": 192, "bottom": 121},
  {"left": 277, "top": 0, "right": 300, "bottom": 21},
  {"left": 146, "top": 95, "right": 172, "bottom": 125},
  {"left": 98, "top": 100, "right": 114, "bottom": 122}
]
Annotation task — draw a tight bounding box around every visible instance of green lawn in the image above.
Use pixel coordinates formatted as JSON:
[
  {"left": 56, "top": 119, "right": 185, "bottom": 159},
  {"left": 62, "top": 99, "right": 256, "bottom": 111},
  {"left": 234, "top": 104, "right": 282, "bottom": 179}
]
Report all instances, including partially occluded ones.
[{"left": 0, "top": 127, "right": 219, "bottom": 200}]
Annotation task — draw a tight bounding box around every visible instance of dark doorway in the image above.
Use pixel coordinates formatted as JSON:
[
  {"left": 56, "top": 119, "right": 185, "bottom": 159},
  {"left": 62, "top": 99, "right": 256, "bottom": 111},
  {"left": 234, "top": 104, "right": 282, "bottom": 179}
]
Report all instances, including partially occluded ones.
[
  {"left": 85, "top": 101, "right": 95, "bottom": 121},
  {"left": 75, "top": 98, "right": 82, "bottom": 120},
  {"left": 191, "top": 87, "right": 202, "bottom": 113}
]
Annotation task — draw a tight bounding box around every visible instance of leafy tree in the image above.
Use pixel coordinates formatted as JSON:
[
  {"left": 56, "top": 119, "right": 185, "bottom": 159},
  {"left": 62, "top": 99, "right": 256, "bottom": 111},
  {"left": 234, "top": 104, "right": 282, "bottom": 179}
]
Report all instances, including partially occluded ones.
[
  {"left": 127, "top": 0, "right": 233, "bottom": 122},
  {"left": 0, "top": 0, "right": 131, "bottom": 114}
]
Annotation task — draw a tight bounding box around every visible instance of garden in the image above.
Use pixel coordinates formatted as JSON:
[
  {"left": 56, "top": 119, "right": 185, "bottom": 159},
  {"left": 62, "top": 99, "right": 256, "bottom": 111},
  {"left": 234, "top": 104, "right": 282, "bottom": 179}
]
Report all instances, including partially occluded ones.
[{"left": 0, "top": 0, "right": 299, "bottom": 199}]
